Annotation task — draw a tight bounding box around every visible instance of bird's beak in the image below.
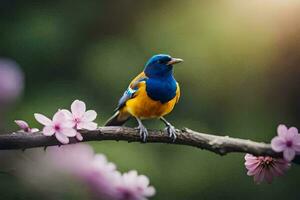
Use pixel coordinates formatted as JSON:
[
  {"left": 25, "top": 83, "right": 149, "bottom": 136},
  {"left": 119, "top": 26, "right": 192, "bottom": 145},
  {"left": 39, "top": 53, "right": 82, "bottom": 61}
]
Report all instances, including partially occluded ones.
[{"left": 167, "top": 58, "right": 184, "bottom": 66}]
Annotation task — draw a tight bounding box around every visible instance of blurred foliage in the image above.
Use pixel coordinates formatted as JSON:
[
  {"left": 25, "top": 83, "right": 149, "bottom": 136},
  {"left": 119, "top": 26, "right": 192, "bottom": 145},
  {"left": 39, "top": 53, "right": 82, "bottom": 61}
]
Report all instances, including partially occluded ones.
[{"left": 0, "top": 0, "right": 300, "bottom": 199}]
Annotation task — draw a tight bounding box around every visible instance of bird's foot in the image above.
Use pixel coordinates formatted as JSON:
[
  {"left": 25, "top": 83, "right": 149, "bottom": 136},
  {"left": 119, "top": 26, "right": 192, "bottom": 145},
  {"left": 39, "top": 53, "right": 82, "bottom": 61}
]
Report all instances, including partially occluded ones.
[
  {"left": 136, "top": 124, "right": 148, "bottom": 143},
  {"left": 164, "top": 125, "right": 177, "bottom": 142}
]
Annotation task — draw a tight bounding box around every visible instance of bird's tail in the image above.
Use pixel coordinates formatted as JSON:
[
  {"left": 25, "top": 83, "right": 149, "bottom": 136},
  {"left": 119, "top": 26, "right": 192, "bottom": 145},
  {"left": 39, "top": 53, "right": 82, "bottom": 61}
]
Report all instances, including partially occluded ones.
[{"left": 104, "top": 111, "right": 131, "bottom": 126}]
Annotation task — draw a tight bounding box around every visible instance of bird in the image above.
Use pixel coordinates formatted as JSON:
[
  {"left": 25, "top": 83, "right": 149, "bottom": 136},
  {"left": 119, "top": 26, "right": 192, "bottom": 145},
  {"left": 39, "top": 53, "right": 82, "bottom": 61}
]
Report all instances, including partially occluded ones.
[{"left": 105, "top": 54, "right": 183, "bottom": 142}]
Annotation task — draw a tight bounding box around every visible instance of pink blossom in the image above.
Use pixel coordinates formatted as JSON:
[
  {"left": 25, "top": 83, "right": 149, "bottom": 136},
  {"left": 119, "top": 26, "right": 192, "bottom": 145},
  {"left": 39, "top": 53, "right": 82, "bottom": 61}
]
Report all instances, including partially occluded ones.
[
  {"left": 61, "top": 100, "right": 98, "bottom": 141},
  {"left": 244, "top": 154, "right": 290, "bottom": 184},
  {"left": 46, "top": 145, "right": 120, "bottom": 198},
  {"left": 81, "top": 154, "right": 121, "bottom": 199},
  {"left": 46, "top": 144, "right": 156, "bottom": 200},
  {"left": 271, "top": 124, "right": 300, "bottom": 161},
  {"left": 34, "top": 111, "right": 77, "bottom": 144},
  {"left": 115, "top": 170, "right": 156, "bottom": 200},
  {"left": 47, "top": 145, "right": 155, "bottom": 200},
  {"left": 14, "top": 120, "right": 39, "bottom": 133},
  {"left": 14, "top": 144, "right": 156, "bottom": 200},
  {"left": 46, "top": 143, "right": 95, "bottom": 172}
]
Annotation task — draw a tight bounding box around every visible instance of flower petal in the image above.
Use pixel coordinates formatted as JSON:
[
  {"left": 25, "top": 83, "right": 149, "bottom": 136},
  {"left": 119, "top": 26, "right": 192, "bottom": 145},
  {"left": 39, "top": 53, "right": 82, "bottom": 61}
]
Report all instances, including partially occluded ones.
[
  {"left": 287, "top": 127, "right": 299, "bottom": 138},
  {"left": 254, "top": 167, "right": 265, "bottom": 184},
  {"left": 293, "top": 143, "right": 300, "bottom": 152},
  {"left": 76, "top": 132, "right": 83, "bottom": 141},
  {"left": 43, "top": 126, "right": 55, "bottom": 136},
  {"left": 61, "top": 120, "right": 76, "bottom": 128},
  {"left": 245, "top": 162, "right": 260, "bottom": 172},
  {"left": 283, "top": 148, "right": 296, "bottom": 161},
  {"left": 277, "top": 124, "right": 288, "bottom": 137},
  {"left": 288, "top": 127, "right": 299, "bottom": 135},
  {"left": 71, "top": 100, "right": 86, "bottom": 118},
  {"left": 271, "top": 160, "right": 288, "bottom": 177},
  {"left": 264, "top": 170, "right": 273, "bottom": 184},
  {"left": 61, "top": 128, "right": 77, "bottom": 137},
  {"left": 55, "top": 132, "right": 70, "bottom": 144},
  {"left": 34, "top": 113, "right": 52, "bottom": 126},
  {"left": 144, "top": 186, "right": 156, "bottom": 196},
  {"left": 14, "top": 120, "right": 29, "bottom": 130},
  {"left": 53, "top": 111, "right": 67, "bottom": 123},
  {"left": 78, "top": 122, "right": 98, "bottom": 130},
  {"left": 291, "top": 135, "right": 300, "bottom": 152},
  {"left": 82, "top": 110, "right": 97, "bottom": 122},
  {"left": 30, "top": 128, "right": 39, "bottom": 133},
  {"left": 60, "top": 109, "right": 73, "bottom": 120},
  {"left": 271, "top": 137, "right": 286, "bottom": 152},
  {"left": 292, "top": 135, "right": 300, "bottom": 144}
]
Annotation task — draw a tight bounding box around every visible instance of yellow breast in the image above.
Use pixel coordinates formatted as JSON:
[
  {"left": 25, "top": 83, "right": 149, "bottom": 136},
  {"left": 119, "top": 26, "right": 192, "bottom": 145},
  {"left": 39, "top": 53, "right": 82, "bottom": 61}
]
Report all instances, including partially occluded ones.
[{"left": 121, "top": 82, "right": 178, "bottom": 119}]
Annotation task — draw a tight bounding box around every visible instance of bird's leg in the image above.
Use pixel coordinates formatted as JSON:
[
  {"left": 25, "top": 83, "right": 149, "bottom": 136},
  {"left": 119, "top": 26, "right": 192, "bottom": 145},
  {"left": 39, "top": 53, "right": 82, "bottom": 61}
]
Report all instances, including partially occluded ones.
[
  {"left": 160, "top": 117, "right": 177, "bottom": 141},
  {"left": 135, "top": 117, "right": 148, "bottom": 142}
]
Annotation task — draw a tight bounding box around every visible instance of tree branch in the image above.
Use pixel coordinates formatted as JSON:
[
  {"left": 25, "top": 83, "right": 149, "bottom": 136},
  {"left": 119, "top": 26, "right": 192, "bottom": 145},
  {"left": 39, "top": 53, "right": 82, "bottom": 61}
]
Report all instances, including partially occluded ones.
[{"left": 0, "top": 126, "right": 283, "bottom": 157}]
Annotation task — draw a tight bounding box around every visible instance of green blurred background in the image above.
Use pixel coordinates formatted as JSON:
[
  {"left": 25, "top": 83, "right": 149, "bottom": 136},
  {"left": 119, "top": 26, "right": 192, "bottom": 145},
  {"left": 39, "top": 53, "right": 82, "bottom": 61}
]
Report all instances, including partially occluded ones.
[{"left": 0, "top": 0, "right": 300, "bottom": 199}]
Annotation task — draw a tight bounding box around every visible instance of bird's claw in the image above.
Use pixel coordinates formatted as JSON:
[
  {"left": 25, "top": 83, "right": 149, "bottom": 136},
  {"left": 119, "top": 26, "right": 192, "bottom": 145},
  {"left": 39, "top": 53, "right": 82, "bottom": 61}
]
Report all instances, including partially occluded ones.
[
  {"left": 136, "top": 124, "right": 148, "bottom": 142},
  {"left": 165, "top": 125, "right": 177, "bottom": 142}
]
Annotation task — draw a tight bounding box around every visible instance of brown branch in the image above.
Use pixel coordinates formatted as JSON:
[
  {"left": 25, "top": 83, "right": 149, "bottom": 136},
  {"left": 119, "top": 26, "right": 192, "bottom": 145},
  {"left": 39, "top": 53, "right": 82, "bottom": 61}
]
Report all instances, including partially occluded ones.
[{"left": 0, "top": 126, "right": 283, "bottom": 158}]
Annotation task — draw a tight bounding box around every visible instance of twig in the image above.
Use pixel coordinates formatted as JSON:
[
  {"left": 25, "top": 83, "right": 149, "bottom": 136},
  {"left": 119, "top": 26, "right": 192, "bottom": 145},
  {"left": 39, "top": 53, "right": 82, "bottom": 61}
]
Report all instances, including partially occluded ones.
[{"left": 0, "top": 127, "right": 283, "bottom": 158}]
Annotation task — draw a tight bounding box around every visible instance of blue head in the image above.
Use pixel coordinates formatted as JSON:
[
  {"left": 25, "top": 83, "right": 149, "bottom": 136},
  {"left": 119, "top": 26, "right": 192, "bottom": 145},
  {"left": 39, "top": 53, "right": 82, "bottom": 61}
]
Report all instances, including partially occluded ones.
[{"left": 144, "top": 54, "right": 183, "bottom": 78}]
